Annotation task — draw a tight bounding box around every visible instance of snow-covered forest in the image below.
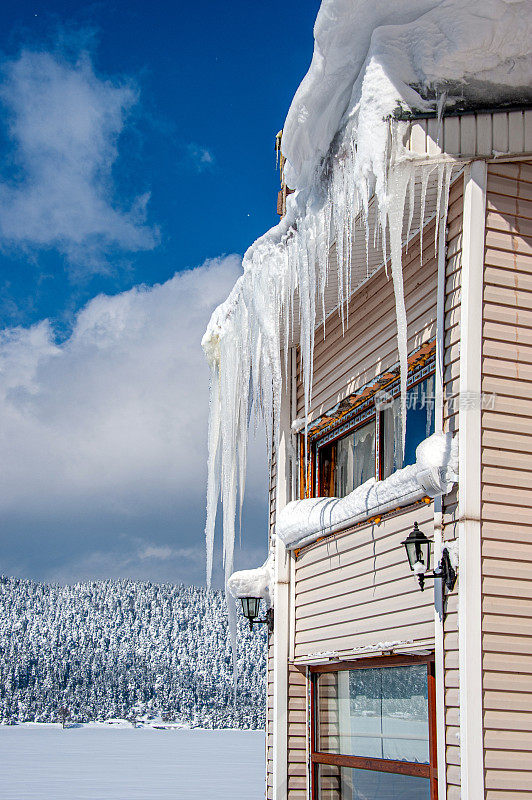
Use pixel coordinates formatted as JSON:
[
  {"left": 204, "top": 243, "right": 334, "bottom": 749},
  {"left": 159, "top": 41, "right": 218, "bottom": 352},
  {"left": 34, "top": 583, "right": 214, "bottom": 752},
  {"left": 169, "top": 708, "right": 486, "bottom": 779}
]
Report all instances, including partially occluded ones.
[{"left": 0, "top": 577, "right": 265, "bottom": 729}]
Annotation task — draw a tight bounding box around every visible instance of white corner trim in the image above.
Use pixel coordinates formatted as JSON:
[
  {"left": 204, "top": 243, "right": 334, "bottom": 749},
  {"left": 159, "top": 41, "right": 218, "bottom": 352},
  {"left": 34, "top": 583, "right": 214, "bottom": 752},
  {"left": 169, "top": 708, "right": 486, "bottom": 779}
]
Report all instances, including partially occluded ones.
[{"left": 458, "top": 159, "right": 486, "bottom": 798}]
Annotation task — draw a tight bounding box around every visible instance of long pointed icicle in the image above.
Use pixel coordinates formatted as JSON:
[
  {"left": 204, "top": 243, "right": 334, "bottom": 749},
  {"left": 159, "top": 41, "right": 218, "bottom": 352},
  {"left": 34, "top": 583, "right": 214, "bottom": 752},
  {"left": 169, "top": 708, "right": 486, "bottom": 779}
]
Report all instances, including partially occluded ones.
[{"left": 387, "top": 162, "right": 412, "bottom": 458}]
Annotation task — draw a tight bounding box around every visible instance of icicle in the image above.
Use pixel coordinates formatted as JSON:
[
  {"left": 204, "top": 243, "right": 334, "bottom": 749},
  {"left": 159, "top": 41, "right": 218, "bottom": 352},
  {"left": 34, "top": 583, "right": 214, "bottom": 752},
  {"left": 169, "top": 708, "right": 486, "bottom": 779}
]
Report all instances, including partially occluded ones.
[
  {"left": 434, "top": 162, "right": 445, "bottom": 257},
  {"left": 205, "top": 365, "right": 221, "bottom": 588},
  {"left": 419, "top": 167, "right": 430, "bottom": 265},
  {"left": 436, "top": 92, "right": 447, "bottom": 146},
  {"left": 386, "top": 161, "right": 412, "bottom": 458},
  {"left": 405, "top": 165, "right": 416, "bottom": 250}
]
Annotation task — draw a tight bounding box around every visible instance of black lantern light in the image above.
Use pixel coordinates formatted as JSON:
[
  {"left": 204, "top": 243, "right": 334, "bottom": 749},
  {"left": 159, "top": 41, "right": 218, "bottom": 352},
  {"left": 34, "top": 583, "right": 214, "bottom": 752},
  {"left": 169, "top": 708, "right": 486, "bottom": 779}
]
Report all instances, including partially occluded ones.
[
  {"left": 240, "top": 597, "right": 274, "bottom": 633},
  {"left": 402, "top": 522, "right": 431, "bottom": 589},
  {"left": 402, "top": 521, "right": 457, "bottom": 595}
]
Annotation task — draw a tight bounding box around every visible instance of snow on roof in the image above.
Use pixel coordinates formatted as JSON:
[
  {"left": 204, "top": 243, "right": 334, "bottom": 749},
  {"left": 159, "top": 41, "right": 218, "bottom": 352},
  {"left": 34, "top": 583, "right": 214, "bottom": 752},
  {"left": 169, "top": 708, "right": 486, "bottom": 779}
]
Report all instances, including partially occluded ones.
[{"left": 282, "top": 0, "right": 532, "bottom": 190}]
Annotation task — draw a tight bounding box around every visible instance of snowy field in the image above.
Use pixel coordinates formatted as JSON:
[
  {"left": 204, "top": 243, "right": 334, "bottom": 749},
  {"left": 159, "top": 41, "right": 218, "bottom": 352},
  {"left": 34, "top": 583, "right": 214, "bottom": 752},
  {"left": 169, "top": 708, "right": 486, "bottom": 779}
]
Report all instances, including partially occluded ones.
[{"left": 0, "top": 724, "right": 265, "bottom": 800}]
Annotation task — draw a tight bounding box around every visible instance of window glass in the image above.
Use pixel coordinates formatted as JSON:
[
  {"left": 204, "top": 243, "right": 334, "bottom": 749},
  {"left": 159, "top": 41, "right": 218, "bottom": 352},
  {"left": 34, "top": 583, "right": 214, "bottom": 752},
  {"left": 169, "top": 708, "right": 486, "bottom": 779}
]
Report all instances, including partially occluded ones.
[
  {"left": 319, "top": 420, "right": 375, "bottom": 497},
  {"left": 316, "top": 764, "right": 431, "bottom": 800},
  {"left": 382, "top": 375, "right": 435, "bottom": 475},
  {"left": 317, "top": 665, "right": 429, "bottom": 764}
]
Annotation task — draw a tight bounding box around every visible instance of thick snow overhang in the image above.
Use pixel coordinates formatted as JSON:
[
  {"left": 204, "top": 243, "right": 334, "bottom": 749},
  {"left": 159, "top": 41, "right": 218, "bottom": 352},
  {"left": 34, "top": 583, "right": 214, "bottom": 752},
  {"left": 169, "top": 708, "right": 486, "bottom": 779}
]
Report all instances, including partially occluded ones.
[{"left": 282, "top": 0, "right": 532, "bottom": 191}]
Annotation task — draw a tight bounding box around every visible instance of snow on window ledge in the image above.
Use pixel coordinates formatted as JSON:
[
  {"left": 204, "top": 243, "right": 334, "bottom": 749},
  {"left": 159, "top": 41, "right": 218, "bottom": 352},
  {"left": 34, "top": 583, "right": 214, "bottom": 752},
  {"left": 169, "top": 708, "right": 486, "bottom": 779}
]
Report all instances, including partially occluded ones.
[{"left": 276, "top": 432, "right": 458, "bottom": 551}]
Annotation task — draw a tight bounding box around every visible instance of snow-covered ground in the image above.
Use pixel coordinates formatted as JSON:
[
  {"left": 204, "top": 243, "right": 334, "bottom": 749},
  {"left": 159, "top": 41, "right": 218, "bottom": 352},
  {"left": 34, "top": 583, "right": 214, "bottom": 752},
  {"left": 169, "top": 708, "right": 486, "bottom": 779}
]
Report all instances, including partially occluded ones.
[{"left": 0, "top": 724, "right": 265, "bottom": 800}]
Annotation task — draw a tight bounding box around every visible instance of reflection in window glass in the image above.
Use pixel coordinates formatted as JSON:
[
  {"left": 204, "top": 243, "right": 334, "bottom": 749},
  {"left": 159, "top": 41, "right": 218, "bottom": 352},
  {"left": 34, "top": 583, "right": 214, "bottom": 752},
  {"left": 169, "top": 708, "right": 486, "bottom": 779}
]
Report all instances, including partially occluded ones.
[
  {"left": 317, "top": 665, "right": 429, "bottom": 764},
  {"left": 336, "top": 421, "right": 375, "bottom": 496},
  {"left": 382, "top": 375, "right": 435, "bottom": 476},
  {"left": 319, "top": 420, "right": 375, "bottom": 497},
  {"left": 316, "top": 764, "right": 431, "bottom": 800}
]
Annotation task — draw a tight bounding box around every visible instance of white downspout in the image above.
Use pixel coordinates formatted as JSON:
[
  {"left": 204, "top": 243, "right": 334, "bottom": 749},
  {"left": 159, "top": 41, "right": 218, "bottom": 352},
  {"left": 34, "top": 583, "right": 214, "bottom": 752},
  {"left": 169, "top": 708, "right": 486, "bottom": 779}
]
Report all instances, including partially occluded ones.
[
  {"left": 458, "top": 159, "right": 486, "bottom": 799},
  {"left": 434, "top": 169, "right": 447, "bottom": 800}
]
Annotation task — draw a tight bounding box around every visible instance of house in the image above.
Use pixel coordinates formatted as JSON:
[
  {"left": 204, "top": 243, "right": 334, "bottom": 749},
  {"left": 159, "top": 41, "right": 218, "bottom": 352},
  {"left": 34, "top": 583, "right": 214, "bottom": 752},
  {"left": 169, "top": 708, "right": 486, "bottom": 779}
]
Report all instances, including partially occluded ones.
[{"left": 202, "top": 4, "right": 532, "bottom": 798}]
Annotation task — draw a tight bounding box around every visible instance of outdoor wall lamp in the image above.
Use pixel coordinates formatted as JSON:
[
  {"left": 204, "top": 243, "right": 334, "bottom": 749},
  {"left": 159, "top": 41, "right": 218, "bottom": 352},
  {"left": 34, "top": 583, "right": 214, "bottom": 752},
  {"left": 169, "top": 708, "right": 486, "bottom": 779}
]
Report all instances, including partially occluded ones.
[
  {"left": 240, "top": 597, "right": 274, "bottom": 633},
  {"left": 402, "top": 522, "right": 457, "bottom": 593}
]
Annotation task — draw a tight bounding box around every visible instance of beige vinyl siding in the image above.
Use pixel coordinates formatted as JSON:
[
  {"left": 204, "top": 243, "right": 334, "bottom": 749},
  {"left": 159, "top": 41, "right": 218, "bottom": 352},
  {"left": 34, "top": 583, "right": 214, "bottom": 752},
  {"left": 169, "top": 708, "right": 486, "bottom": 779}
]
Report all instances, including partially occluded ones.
[
  {"left": 442, "top": 176, "right": 463, "bottom": 799},
  {"left": 289, "top": 186, "right": 444, "bottom": 800},
  {"left": 266, "top": 441, "right": 277, "bottom": 799},
  {"left": 481, "top": 159, "right": 532, "bottom": 799},
  {"left": 294, "top": 502, "right": 436, "bottom": 659},
  {"left": 266, "top": 635, "right": 274, "bottom": 799},
  {"left": 287, "top": 664, "right": 307, "bottom": 799}
]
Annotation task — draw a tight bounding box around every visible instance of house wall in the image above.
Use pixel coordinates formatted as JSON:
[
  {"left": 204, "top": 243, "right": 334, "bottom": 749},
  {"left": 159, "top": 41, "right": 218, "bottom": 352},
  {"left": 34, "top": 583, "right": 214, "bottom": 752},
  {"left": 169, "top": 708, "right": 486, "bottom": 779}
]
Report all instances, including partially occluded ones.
[
  {"left": 264, "top": 113, "right": 531, "bottom": 800},
  {"left": 293, "top": 503, "right": 436, "bottom": 660},
  {"left": 266, "top": 634, "right": 274, "bottom": 800},
  {"left": 481, "top": 159, "right": 532, "bottom": 798}
]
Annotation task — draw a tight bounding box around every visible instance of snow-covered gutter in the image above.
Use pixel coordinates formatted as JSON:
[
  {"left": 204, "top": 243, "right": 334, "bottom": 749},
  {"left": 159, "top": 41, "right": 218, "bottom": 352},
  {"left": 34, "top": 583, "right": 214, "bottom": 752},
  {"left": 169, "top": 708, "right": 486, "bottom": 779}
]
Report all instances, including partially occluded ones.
[{"left": 276, "top": 433, "right": 458, "bottom": 551}]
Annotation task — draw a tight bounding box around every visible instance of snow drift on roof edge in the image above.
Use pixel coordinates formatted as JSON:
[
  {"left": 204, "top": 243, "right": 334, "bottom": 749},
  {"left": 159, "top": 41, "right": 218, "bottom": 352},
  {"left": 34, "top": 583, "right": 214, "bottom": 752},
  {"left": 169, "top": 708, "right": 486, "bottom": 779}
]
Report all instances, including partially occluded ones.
[{"left": 282, "top": 0, "right": 532, "bottom": 190}]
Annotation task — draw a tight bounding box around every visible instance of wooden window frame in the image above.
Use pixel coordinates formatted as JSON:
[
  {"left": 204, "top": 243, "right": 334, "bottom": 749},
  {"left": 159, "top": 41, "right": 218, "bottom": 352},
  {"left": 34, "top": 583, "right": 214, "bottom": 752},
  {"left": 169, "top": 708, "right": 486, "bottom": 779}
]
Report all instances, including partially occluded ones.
[
  {"left": 309, "top": 654, "right": 438, "bottom": 800},
  {"left": 310, "top": 368, "right": 436, "bottom": 500}
]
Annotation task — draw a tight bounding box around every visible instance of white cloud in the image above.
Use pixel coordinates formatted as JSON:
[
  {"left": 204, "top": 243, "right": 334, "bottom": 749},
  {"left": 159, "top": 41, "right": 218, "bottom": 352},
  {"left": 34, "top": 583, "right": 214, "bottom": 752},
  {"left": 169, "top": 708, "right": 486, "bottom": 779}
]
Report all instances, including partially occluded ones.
[
  {"left": 0, "top": 256, "right": 268, "bottom": 583},
  {"left": 0, "top": 47, "right": 158, "bottom": 271},
  {"left": 138, "top": 545, "right": 177, "bottom": 561},
  {"left": 186, "top": 143, "right": 215, "bottom": 172}
]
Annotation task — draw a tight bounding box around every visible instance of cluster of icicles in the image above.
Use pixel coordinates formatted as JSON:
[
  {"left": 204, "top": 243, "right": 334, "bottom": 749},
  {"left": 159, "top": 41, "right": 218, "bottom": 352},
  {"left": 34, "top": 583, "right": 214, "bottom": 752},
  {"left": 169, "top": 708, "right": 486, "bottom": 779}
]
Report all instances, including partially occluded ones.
[{"left": 202, "top": 118, "right": 453, "bottom": 671}]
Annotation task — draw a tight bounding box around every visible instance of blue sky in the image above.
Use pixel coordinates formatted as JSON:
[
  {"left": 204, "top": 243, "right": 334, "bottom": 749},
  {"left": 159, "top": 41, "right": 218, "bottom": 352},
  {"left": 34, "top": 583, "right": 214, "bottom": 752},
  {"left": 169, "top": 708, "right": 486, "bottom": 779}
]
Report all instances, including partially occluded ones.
[{"left": 0, "top": 0, "right": 320, "bottom": 586}]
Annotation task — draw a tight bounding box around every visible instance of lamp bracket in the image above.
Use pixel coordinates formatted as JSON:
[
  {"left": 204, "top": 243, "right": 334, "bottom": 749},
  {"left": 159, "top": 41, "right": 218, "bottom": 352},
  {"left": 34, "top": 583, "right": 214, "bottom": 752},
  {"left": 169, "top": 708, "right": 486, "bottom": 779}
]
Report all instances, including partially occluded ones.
[
  {"left": 249, "top": 607, "right": 274, "bottom": 634},
  {"left": 416, "top": 547, "right": 457, "bottom": 593}
]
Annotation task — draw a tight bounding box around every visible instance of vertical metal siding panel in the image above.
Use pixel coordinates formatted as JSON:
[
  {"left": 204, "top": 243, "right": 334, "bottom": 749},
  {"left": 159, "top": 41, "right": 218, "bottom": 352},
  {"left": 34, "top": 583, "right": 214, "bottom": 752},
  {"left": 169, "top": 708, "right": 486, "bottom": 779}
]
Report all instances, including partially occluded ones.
[
  {"left": 477, "top": 112, "right": 494, "bottom": 156},
  {"left": 508, "top": 111, "right": 525, "bottom": 154},
  {"left": 444, "top": 116, "right": 461, "bottom": 155},
  {"left": 410, "top": 121, "right": 428, "bottom": 155},
  {"left": 525, "top": 110, "right": 532, "bottom": 153},
  {"left": 492, "top": 113, "right": 509, "bottom": 154},
  {"left": 460, "top": 114, "right": 477, "bottom": 156},
  {"left": 482, "top": 159, "right": 532, "bottom": 796},
  {"left": 427, "top": 117, "right": 443, "bottom": 155}
]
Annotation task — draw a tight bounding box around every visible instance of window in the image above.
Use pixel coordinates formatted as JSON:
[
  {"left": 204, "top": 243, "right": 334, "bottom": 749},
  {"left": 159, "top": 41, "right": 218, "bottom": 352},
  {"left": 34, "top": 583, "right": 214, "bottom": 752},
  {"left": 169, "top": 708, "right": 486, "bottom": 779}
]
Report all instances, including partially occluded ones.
[
  {"left": 382, "top": 375, "right": 435, "bottom": 478},
  {"left": 318, "top": 419, "right": 376, "bottom": 497},
  {"left": 314, "top": 370, "right": 435, "bottom": 499},
  {"left": 311, "top": 656, "right": 437, "bottom": 800}
]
